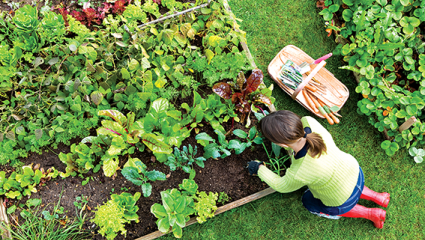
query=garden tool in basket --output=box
[298,53,333,74]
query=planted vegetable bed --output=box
[0,0,282,239]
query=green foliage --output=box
[91,192,140,240]
[151,188,195,238]
[228,127,263,154]
[262,142,290,176]
[121,157,166,197]
[322,0,425,157]
[0,165,58,200]
[195,130,232,159]
[2,197,90,240]
[408,146,425,163]
[193,191,218,224]
[165,144,206,174]
[217,191,231,205]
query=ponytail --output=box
[259,110,327,158]
[305,133,326,158]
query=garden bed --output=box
[0,0,284,239]
[4,109,274,239]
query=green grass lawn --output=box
[161,0,425,239]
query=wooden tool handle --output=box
[304,85,317,92]
[302,89,319,113]
[291,61,326,100]
[308,92,334,125]
[317,99,341,123]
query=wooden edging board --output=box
[135,187,276,240]
[0,198,11,239]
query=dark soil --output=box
[4,88,279,239]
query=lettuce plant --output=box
[121,157,166,197]
[91,192,140,240]
[193,191,218,224]
[13,5,39,34]
[151,186,195,238]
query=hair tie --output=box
[304,132,308,138]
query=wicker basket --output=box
[268,45,349,118]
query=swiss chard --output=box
[213,69,273,123]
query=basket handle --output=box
[291,61,326,100]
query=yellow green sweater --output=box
[258,116,359,207]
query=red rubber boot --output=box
[339,204,386,229]
[361,186,390,208]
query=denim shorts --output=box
[301,167,364,216]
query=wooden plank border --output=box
[0,198,11,239]
[135,188,276,240]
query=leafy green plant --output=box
[193,191,218,224]
[0,165,58,200]
[165,144,206,175]
[195,130,231,159]
[320,0,425,158]
[217,192,231,205]
[228,127,263,154]
[409,146,425,163]
[121,157,166,197]
[262,142,290,176]
[91,192,140,240]
[150,188,195,238]
[213,69,273,123]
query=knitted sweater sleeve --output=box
[257,164,306,193]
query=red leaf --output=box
[98,3,112,20]
[83,8,99,26]
[244,69,263,94]
[231,92,244,104]
[59,8,70,26]
[213,82,232,99]
[153,0,161,4]
[113,0,127,14]
[71,10,86,25]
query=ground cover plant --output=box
[318,0,425,158]
[0,0,277,239]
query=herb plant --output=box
[121,157,166,197]
[320,0,425,157]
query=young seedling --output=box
[195,130,231,159]
[228,127,263,154]
[165,144,206,176]
[262,142,290,176]
[121,158,166,197]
